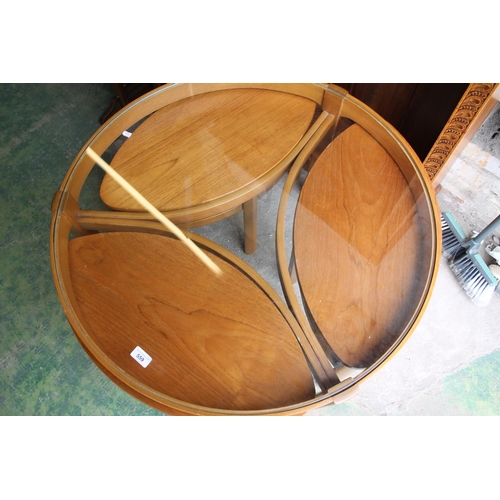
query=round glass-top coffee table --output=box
[50,83,441,415]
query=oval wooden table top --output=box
[294,124,426,368]
[68,231,316,412]
[100,88,317,213]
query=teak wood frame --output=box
[51,83,441,415]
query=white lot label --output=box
[130,346,152,368]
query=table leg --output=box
[243,197,258,254]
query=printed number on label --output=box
[130,346,152,368]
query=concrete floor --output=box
[1,84,499,416]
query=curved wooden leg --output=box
[243,197,258,254]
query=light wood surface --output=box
[99,87,316,254]
[57,84,326,207]
[68,231,316,411]
[294,124,425,368]
[86,147,222,275]
[100,88,316,213]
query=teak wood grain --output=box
[68,231,316,411]
[294,124,425,368]
[50,84,441,415]
[100,88,316,213]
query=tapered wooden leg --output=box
[243,197,258,254]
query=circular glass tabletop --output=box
[51,84,440,415]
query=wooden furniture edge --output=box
[424,83,500,188]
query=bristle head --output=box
[441,214,465,258]
[467,281,496,307]
[449,254,497,307]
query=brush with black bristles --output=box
[441,211,500,307]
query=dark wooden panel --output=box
[398,83,469,160]
[350,83,418,129]
[332,83,468,160]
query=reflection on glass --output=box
[293,123,431,368]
